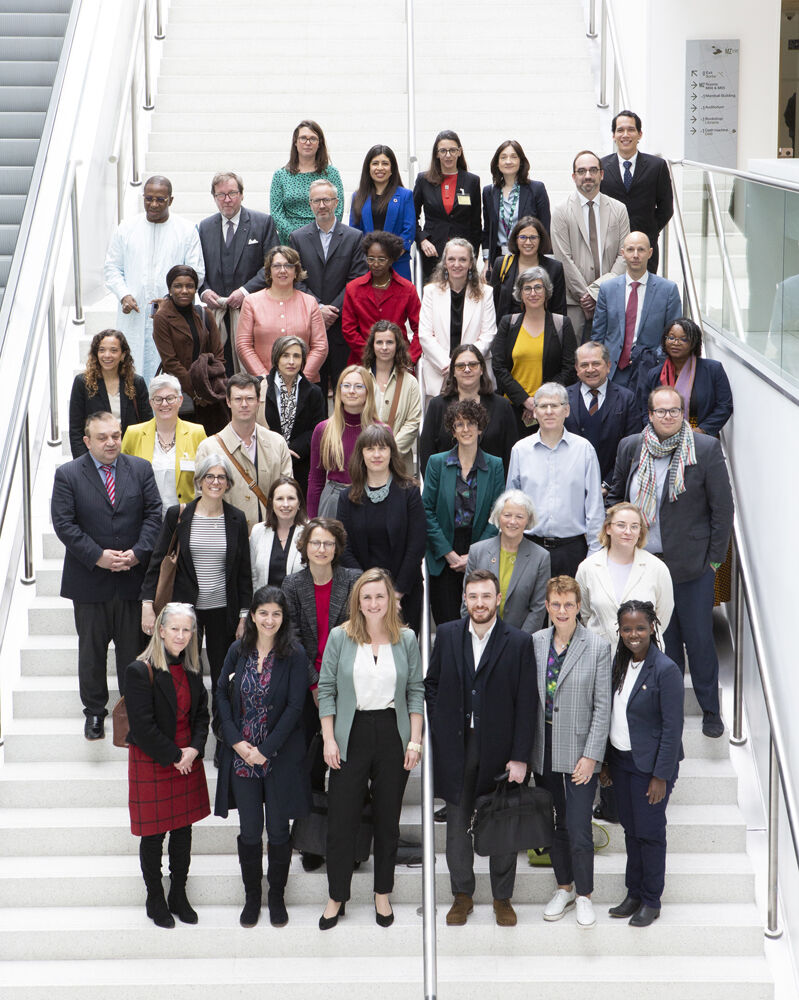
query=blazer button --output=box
[554,706,559,712]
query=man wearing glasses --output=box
[104,175,204,382]
[550,151,630,344]
[290,180,367,396]
[197,172,278,375]
[608,386,733,738]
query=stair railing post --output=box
[20,415,35,585]
[70,172,84,325]
[766,737,782,938]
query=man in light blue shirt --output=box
[507,382,604,578]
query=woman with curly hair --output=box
[68,329,151,457]
[349,145,415,280]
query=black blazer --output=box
[600,152,673,266]
[490,253,566,322]
[51,452,162,603]
[492,311,577,412]
[336,480,426,596]
[419,391,518,476]
[413,170,482,260]
[197,206,278,298]
[262,370,326,494]
[607,431,734,584]
[140,498,252,635]
[637,358,733,437]
[424,617,536,803]
[214,639,312,820]
[565,379,642,484]
[68,373,152,458]
[482,180,551,266]
[125,658,210,767]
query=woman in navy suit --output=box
[601,600,684,927]
[638,317,733,436]
[482,139,551,272]
[349,145,416,281]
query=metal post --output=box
[155,0,164,39]
[420,574,437,1000]
[730,543,746,746]
[47,295,61,447]
[130,75,142,187]
[116,158,125,223]
[598,0,609,108]
[406,0,422,300]
[661,224,669,278]
[587,0,597,37]
[143,0,154,110]
[20,416,35,585]
[699,172,709,311]
[766,738,782,938]
[70,176,84,325]
[612,66,620,117]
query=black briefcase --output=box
[470,777,554,857]
[291,790,374,863]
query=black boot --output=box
[267,840,292,927]
[237,836,263,928]
[167,825,198,924]
[140,834,174,928]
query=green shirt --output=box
[498,547,517,617]
[269,165,344,244]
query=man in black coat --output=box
[425,570,536,927]
[51,412,162,739]
[290,179,367,394]
[600,110,673,273]
[198,171,278,374]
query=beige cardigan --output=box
[371,366,422,476]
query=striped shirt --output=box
[189,513,226,609]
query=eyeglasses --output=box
[308,539,335,550]
[310,196,335,206]
[453,421,477,432]
[366,256,389,264]
[143,195,169,204]
[610,521,641,533]
[297,135,319,144]
[651,407,683,418]
[340,382,366,392]
[517,234,540,242]
[151,395,179,406]
[271,263,292,271]
[203,474,228,484]
[214,191,240,201]
[437,147,461,156]
[665,335,690,344]
[453,361,479,371]
[535,402,564,412]
[522,283,546,294]
[575,166,601,177]
[548,600,578,612]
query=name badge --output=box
[457,193,471,206]
[179,458,195,472]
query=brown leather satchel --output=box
[153,503,185,614]
[214,433,270,507]
[112,660,153,748]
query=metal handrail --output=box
[405,0,424,304]
[597,0,630,112]
[681,157,799,194]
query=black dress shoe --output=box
[301,852,324,872]
[374,895,394,927]
[318,901,345,930]
[434,805,447,823]
[629,904,660,927]
[702,711,724,738]
[84,715,104,741]
[608,894,642,918]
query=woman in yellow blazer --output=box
[122,374,207,517]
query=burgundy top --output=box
[313,577,334,689]
[341,271,422,366]
[306,409,365,517]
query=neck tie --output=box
[101,464,115,505]
[587,200,601,278]
[588,388,600,415]
[225,219,234,248]
[623,160,632,191]
[619,280,640,370]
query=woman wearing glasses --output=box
[140,453,252,766]
[269,120,344,244]
[491,216,566,324]
[349,145,416,281]
[236,246,328,384]
[413,130,482,282]
[482,141,551,274]
[341,231,421,367]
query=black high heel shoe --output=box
[318,900,346,930]
[374,894,394,927]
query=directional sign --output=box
[685,39,739,166]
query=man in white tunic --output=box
[104,176,205,382]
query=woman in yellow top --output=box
[492,266,577,437]
[121,374,207,518]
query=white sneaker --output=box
[575,895,596,927]
[543,887,576,921]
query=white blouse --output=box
[151,436,178,518]
[353,643,396,711]
[609,660,644,752]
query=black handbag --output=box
[470,775,555,857]
[291,789,373,862]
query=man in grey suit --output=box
[591,232,682,388]
[550,151,630,343]
[290,179,367,394]
[198,171,279,374]
[608,386,734,738]
[51,413,162,739]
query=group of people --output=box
[50,109,736,933]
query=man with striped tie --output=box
[51,412,162,740]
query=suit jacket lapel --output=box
[555,628,587,689]
[328,568,351,629]
[362,198,374,232]
[622,553,649,601]
[504,543,529,605]
[81,454,111,505]
[572,192,591,253]
[535,629,553,703]
[600,382,615,426]
[638,275,656,330]
[628,645,657,703]
[231,207,250,273]
[224,504,238,584]
[155,667,178,716]
[308,228,325,266]
[298,570,318,649]
[383,195,398,233]
[112,454,130,509]
[478,621,508,686]
[325,223,344,264]
[463,291,477,338]
[473,461,494,533]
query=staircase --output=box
[0,0,776,996]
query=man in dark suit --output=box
[198,171,278,374]
[600,111,673,273]
[607,386,733,738]
[565,341,641,492]
[290,179,367,395]
[51,412,162,739]
[425,569,536,928]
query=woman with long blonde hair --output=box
[306,364,381,517]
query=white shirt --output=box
[630,453,670,554]
[610,659,644,751]
[606,555,633,602]
[577,192,605,262]
[221,209,241,237]
[151,436,178,518]
[580,378,608,412]
[468,618,497,728]
[353,643,396,711]
[624,270,650,340]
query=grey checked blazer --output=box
[530,623,611,775]
[461,536,551,634]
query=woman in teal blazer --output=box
[317,568,424,929]
[422,399,505,625]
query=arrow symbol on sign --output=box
[690,128,696,135]
[691,116,696,123]
[691,70,698,77]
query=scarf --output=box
[636,420,696,527]
[275,371,299,442]
[659,355,696,415]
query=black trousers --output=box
[326,709,408,902]
[73,597,145,717]
[533,535,588,581]
[231,772,291,846]
[319,325,349,398]
[302,689,327,793]
[195,606,234,736]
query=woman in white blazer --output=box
[575,503,674,650]
[249,476,307,590]
[418,237,496,404]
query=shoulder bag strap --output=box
[499,254,515,283]
[386,368,405,428]
[215,434,270,508]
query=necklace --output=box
[157,431,176,451]
[372,276,391,290]
[365,474,392,504]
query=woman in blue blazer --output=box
[482,140,551,270]
[422,398,505,625]
[349,145,416,281]
[601,600,684,927]
[215,585,311,929]
[317,568,424,929]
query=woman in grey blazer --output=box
[461,489,550,632]
[531,575,611,929]
[317,568,424,930]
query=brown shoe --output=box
[493,898,517,927]
[446,893,474,925]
